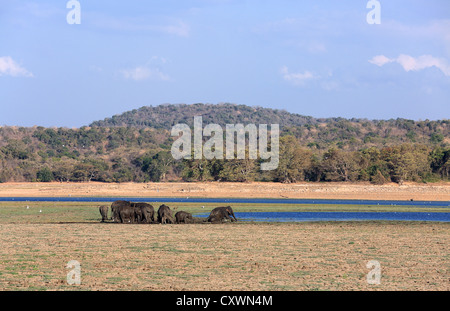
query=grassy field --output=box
[0,201,448,291]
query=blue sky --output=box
[1,0,449,127]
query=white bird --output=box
[26,205,29,209]
[39,209,42,213]
[202,206,205,209]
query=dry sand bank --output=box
[0,181,449,201]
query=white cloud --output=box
[280,66,315,86]
[121,57,171,82]
[0,56,33,78]
[121,67,151,81]
[121,66,170,81]
[281,66,342,90]
[397,55,450,76]
[369,54,450,76]
[368,55,394,67]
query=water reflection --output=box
[197,211,450,222]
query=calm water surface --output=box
[219,211,450,222]
[2,197,449,222]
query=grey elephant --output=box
[99,205,109,222]
[111,200,134,223]
[131,202,155,223]
[207,206,237,223]
[175,211,193,224]
[157,204,175,224]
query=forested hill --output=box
[90,103,316,129]
[90,103,449,148]
[0,103,448,184]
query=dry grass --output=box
[0,182,448,291]
[0,221,448,291]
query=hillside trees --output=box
[429,147,450,179]
[357,147,389,184]
[135,151,175,182]
[72,158,109,182]
[320,148,360,182]
[36,167,54,182]
[218,158,257,182]
[273,136,312,183]
[181,158,216,182]
[53,157,77,182]
[381,144,431,183]
[0,103,448,184]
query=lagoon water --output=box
[2,197,449,222]
[204,211,450,223]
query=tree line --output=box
[0,103,448,184]
[142,137,448,184]
[0,126,448,184]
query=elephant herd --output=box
[99,200,238,224]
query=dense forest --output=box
[0,103,448,184]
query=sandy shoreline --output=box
[0,181,449,201]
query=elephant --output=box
[111,200,126,222]
[157,204,175,224]
[207,206,237,223]
[111,200,134,223]
[99,205,109,222]
[175,211,193,224]
[131,202,155,223]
